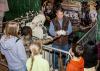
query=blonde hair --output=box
[29,41,42,71]
[4,21,19,37]
[30,41,42,55]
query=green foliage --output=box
[4,0,41,21]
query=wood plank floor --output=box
[0,60,8,71]
[0,54,8,71]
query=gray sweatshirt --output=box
[0,35,27,70]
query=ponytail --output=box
[29,55,34,71]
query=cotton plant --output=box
[26,12,51,39]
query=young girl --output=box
[21,26,53,58]
[0,21,27,71]
[21,26,32,47]
[66,44,84,71]
[26,41,49,71]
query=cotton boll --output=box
[56,31,62,36]
[26,13,46,39]
[61,30,66,35]
[56,30,66,36]
[32,13,46,25]
[32,26,43,39]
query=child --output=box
[21,26,33,58]
[26,41,49,71]
[0,21,27,71]
[66,44,84,71]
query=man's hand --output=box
[56,30,67,36]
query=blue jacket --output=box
[0,35,27,70]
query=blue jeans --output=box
[52,43,71,69]
[9,66,27,71]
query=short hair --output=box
[85,40,96,49]
[72,44,84,57]
[21,26,32,36]
[4,21,19,37]
[55,4,64,13]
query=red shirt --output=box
[66,57,84,71]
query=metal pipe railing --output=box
[42,45,71,71]
[77,23,97,46]
[42,23,97,71]
[43,45,71,57]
